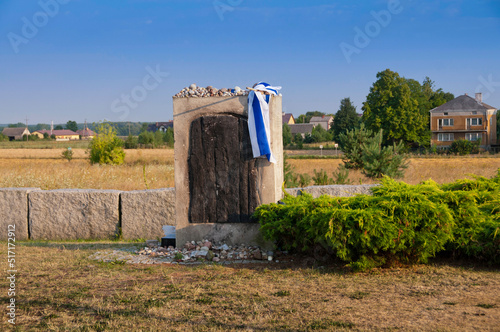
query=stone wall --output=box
[0,188,39,240]
[121,188,175,240]
[0,185,375,241]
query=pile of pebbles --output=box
[89,239,288,265]
[173,83,249,98]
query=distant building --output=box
[309,115,334,130]
[33,129,79,141]
[148,121,174,132]
[2,127,30,141]
[282,113,295,125]
[430,93,497,149]
[77,127,96,140]
[289,123,314,138]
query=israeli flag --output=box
[247,82,281,163]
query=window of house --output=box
[439,118,454,126]
[468,118,482,126]
[465,133,482,141]
[438,133,454,141]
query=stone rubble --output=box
[89,239,289,265]
[173,84,249,98]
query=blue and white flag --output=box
[247,82,281,163]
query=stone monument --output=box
[173,92,283,246]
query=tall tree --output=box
[66,120,78,132]
[362,69,453,147]
[363,69,422,145]
[331,97,359,143]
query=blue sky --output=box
[0,0,499,124]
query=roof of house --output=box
[156,121,173,127]
[2,127,29,136]
[289,123,314,135]
[431,94,497,113]
[34,129,79,136]
[53,130,79,136]
[309,115,333,122]
[148,121,173,132]
[77,128,96,136]
[282,113,294,123]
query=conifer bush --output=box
[339,125,408,178]
[255,170,500,270]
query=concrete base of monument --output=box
[176,223,274,251]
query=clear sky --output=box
[1,0,499,125]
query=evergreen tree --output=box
[339,124,408,178]
[282,124,292,146]
[331,97,359,143]
[339,123,374,170]
[360,130,408,178]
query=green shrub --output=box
[298,173,311,187]
[61,147,73,162]
[124,135,138,149]
[448,139,479,155]
[88,122,125,165]
[256,178,455,270]
[256,171,500,270]
[331,165,352,184]
[438,171,500,263]
[312,169,332,185]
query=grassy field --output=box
[0,149,499,190]
[0,140,91,149]
[0,241,498,331]
[1,151,499,330]
[0,149,174,190]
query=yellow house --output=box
[53,130,80,141]
[33,129,79,140]
[282,113,295,125]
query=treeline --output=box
[123,127,174,149]
[0,121,151,137]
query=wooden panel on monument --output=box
[188,115,260,223]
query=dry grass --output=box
[288,157,500,185]
[0,149,174,190]
[1,241,498,331]
[0,149,499,190]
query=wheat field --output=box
[0,148,499,190]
